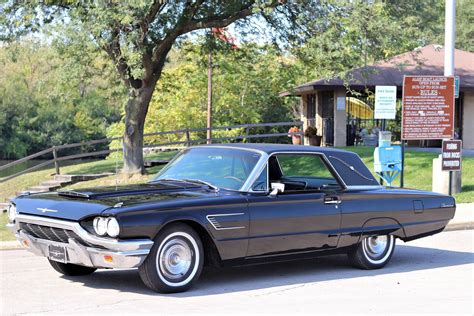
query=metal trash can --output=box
[374,145,402,186]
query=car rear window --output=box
[325,151,379,187]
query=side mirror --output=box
[269,183,285,197]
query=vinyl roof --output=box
[282,44,474,96]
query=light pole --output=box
[444,0,455,77]
[444,0,456,195]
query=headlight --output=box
[93,217,120,237]
[7,204,17,222]
[93,217,108,236]
[106,217,120,237]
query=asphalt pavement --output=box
[1,230,473,315]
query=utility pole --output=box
[207,50,213,144]
[444,0,456,195]
[444,0,455,77]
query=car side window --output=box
[251,165,268,192]
[272,154,341,191]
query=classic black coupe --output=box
[7,144,455,293]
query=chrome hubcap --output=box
[159,238,192,280]
[364,236,388,258]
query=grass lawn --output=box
[343,146,474,203]
[1,146,473,241]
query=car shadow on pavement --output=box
[62,243,474,297]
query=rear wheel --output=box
[348,235,395,269]
[48,260,97,276]
[139,223,204,293]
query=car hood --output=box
[13,183,216,221]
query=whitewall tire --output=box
[348,235,396,269]
[139,223,204,293]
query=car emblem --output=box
[37,208,58,213]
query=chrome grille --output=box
[19,222,99,248]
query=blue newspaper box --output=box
[374,146,402,185]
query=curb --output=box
[443,221,474,232]
[0,241,21,250]
[1,222,472,251]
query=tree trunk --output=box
[122,84,155,175]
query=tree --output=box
[291,0,446,82]
[1,1,284,174]
[0,39,123,159]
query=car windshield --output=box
[153,147,262,190]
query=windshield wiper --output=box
[153,178,219,192]
[180,179,219,193]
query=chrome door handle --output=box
[324,196,341,204]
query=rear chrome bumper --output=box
[7,215,154,269]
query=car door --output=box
[246,153,343,257]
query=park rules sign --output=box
[374,86,397,119]
[401,76,455,140]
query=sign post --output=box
[401,75,455,187]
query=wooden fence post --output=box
[185,129,191,146]
[52,146,60,175]
[245,127,250,143]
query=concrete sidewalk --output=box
[444,202,474,231]
[1,203,472,250]
[407,147,474,157]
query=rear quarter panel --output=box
[337,188,455,247]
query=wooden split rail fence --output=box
[0,121,304,183]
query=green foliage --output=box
[1,0,470,165]
[292,0,446,81]
[454,0,474,52]
[0,40,124,159]
[139,41,299,145]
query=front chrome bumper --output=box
[7,214,154,269]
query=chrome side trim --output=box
[195,145,267,155]
[240,152,270,192]
[206,213,246,230]
[11,214,153,252]
[440,203,455,208]
[345,185,383,190]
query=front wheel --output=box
[348,235,396,269]
[138,223,204,293]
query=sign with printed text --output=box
[374,86,397,119]
[401,76,455,140]
[442,139,462,171]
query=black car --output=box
[6,144,455,293]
